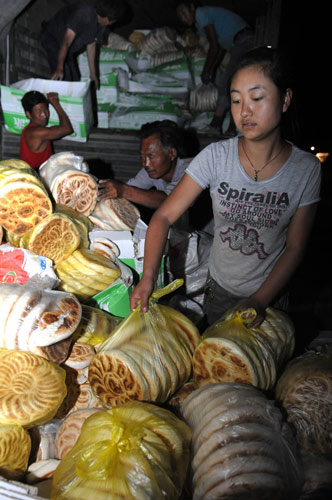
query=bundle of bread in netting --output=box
[88,280,201,407]
[180,382,304,500]
[192,306,295,391]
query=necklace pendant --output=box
[254,172,258,181]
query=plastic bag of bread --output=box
[51,401,191,500]
[39,151,98,216]
[74,304,122,348]
[181,382,303,500]
[276,345,332,455]
[193,306,295,391]
[88,280,201,407]
[0,283,81,358]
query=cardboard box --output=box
[107,101,184,130]
[78,48,134,78]
[96,72,119,105]
[0,79,93,142]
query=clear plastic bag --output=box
[193,306,295,391]
[88,280,201,406]
[51,401,191,500]
[0,283,81,358]
[74,304,122,349]
[181,382,304,500]
[39,152,97,216]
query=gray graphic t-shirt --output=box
[185,137,321,296]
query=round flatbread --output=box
[193,337,259,387]
[0,350,67,427]
[55,408,99,459]
[52,171,98,216]
[0,423,31,479]
[88,349,150,407]
[0,181,52,234]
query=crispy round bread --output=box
[0,181,52,234]
[52,171,98,216]
[0,423,31,479]
[88,349,150,407]
[0,350,67,427]
[55,408,99,459]
[26,213,81,264]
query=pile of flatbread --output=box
[193,307,295,391]
[140,26,178,55]
[55,248,121,301]
[181,383,303,500]
[0,159,52,235]
[88,304,200,406]
[189,83,218,112]
[89,198,140,231]
[5,204,93,265]
[51,401,191,499]
[0,284,81,360]
[39,152,98,216]
[106,31,135,51]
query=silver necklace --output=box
[241,139,285,181]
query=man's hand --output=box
[47,92,60,106]
[51,68,64,81]
[98,179,124,201]
[201,70,212,84]
[90,75,100,90]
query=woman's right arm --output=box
[129,174,203,311]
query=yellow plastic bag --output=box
[88,280,201,406]
[51,401,191,500]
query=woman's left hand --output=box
[236,297,266,328]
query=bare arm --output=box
[52,28,76,80]
[130,174,203,311]
[86,41,99,89]
[201,24,225,84]
[238,203,318,326]
[25,93,73,152]
[98,179,167,209]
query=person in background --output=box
[98,120,194,228]
[176,0,254,136]
[129,46,321,328]
[40,0,126,88]
[20,90,73,169]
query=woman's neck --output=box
[240,134,286,164]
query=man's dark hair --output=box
[95,0,126,21]
[21,91,49,114]
[140,120,185,157]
